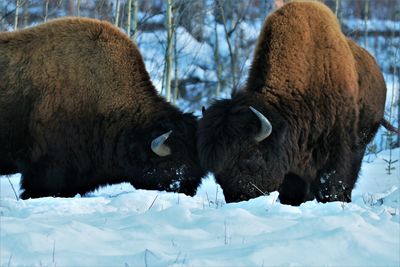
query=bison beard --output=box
[0,17,205,199]
[198,2,387,205]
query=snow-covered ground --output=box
[1,149,399,266]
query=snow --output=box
[1,149,399,266]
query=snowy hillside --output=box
[1,149,399,266]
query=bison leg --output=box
[20,174,81,199]
[19,162,75,199]
[278,173,314,206]
[0,158,18,175]
[19,172,57,199]
[313,173,351,203]
[314,147,364,203]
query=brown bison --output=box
[198,2,387,205]
[0,17,205,199]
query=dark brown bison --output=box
[0,17,205,199]
[198,2,387,205]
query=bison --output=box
[0,17,205,199]
[198,2,387,205]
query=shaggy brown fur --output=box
[198,2,386,205]
[0,17,205,199]
[348,39,387,146]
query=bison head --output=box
[197,93,290,202]
[127,112,205,197]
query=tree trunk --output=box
[165,0,173,102]
[115,0,121,27]
[392,38,399,147]
[127,0,138,40]
[213,14,222,97]
[77,0,81,17]
[364,0,369,47]
[14,0,20,31]
[44,0,49,22]
[132,0,138,40]
[217,0,237,94]
[68,0,74,16]
[0,8,3,31]
[173,24,179,104]
[335,0,339,17]
[23,0,29,27]
[127,0,132,37]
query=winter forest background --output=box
[0,0,399,153]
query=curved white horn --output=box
[151,130,172,157]
[249,106,272,142]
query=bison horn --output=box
[151,130,172,157]
[249,106,272,142]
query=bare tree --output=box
[95,0,112,20]
[391,46,399,147]
[213,12,222,96]
[23,0,29,27]
[339,0,343,22]
[0,5,3,31]
[177,0,205,42]
[132,0,138,39]
[44,0,49,22]
[217,0,237,94]
[77,0,81,17]
[127,0,132,37]
[173,27,179,104]
[67,0,74,16]
[215,0,251,94]
[126,0,138,39]
[165,0,173,101]
[364,0,369,47]
[390,13,400,148]
[335,0,339,17]
[115,0,121,26]
[14,0,20,30]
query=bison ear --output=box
[201,106,206,116]
[249,106,272,142]
[151,130,172,157]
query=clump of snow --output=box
[1,149,399,266]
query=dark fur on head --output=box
[198,92,290,202]
[198,2,386,205]
[0,17,205,199]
